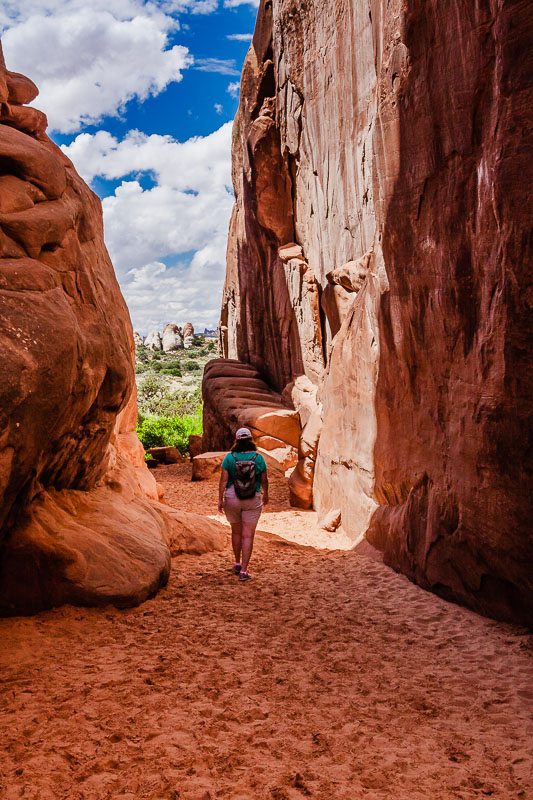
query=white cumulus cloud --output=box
[62,123,234,332]
[0,1,198,133]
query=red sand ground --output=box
[1,463,532,800]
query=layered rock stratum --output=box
[0,46,222,614]
[204,0,533,623]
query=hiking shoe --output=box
[239,571,251,582]
[228,563,241,575]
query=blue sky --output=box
[0,0,258,334]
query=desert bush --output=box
[135,362,148,374]
[136,404,202,454]
[138,386,201,418]
[136,345,150,363]
[184,360,201,371]
[137,374,167,413]
[161,367,182,376]
[156,388,201,416]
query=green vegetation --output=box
[137,404,203,455]
[135,334,217,453]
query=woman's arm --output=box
[218,469,228,512]
[261,469,269,506]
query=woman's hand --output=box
[262,493,269,506]
[218,498,224,513]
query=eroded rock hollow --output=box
[203,0,533,623]
[0,46,224,614]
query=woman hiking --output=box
[218,427,268,582]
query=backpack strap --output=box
[231,452,257,461]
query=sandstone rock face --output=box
[162,323,183,351]
[145,330,163,350]
[133,331,144,348]
[147,446,183,465]
[0,47,176,614]
[164,510,227,556]
[202,359,301,462]
[205,1,533,622]
[183,321,194,349]
[192,452,227,482]
[188,434,204,460]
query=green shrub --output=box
[136,345,150,363]
[136,404,203,454]
[184,360,201,371]
[155,388,200,416]
[135,362,148,374]
[152,351,162,360]
[138,374,167,413]
[161,367,182,376]
[138,386,201,418]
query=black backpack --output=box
[232,452,258,499]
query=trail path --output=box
[1,464,532,800]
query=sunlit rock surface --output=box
[203,0,533,623]
[0,46,189,614]
[183,321,195,349]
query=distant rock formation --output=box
[183,322,194,349]
[162,323,183,351]
[0,45,223,615]
[203,0,533,624]
[145,330,163,351]
[133,331,144,348]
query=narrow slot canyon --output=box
[0,0,532,797]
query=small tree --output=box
[138,374,166,413]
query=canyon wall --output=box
[206,0,533,623]
[0,46,223,614]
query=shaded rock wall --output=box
[0,46,175,614]
[367,0,533,623]
[210,0,533,622]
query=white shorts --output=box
[224,485,263,525]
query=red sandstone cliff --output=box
[204,0,533,623]
[0,46,223,614]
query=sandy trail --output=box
[1,464,532,800]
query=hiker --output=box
[218,427,268,582]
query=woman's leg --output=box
[241,521,258,572]
[230,522,243,564]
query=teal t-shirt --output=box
[222,451,267,492]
